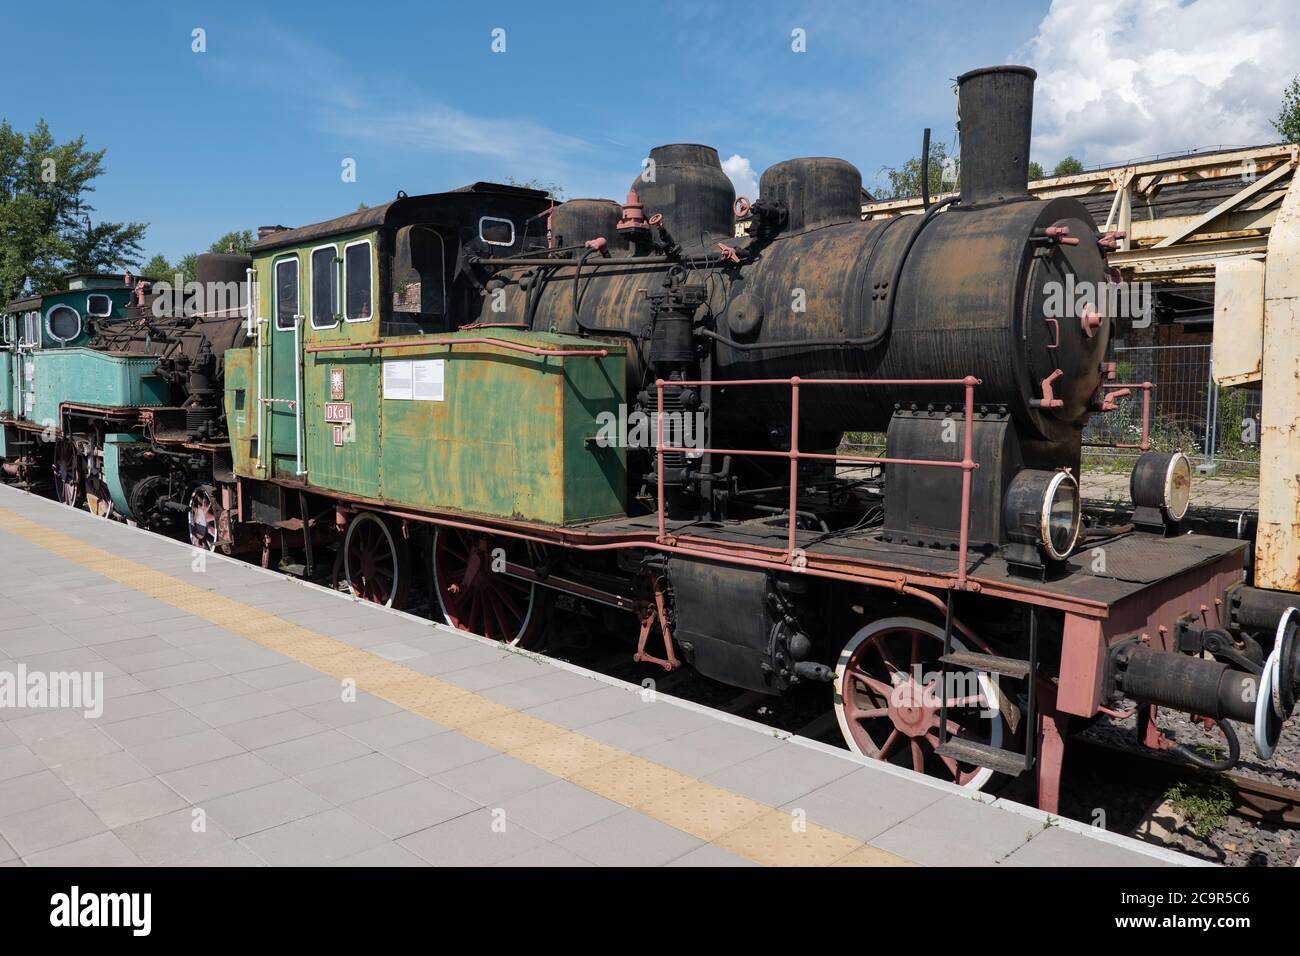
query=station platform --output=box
[0,485,1200,867]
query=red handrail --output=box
[655,374,981,588]
[305,336,609,358]
[1083,381,1153,451]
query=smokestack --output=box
[956,65,1036,206]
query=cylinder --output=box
[549,199,626,253]
[759,158,862,231]
[633,144,735,248]
[957,65,1036,206]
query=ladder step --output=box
[935,738,1031,775]
[940,650,1032,679]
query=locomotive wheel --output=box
[343,512,410,608]
[834,616,1004,791]
[188,485,221,551]
[431,527,547,647]
[52,442,82,508]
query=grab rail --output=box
[654,374,982,588]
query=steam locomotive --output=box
[2,64,1296,812]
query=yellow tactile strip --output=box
[0,505,914,867]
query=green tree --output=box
[141,253,175,281]
[1274,76,1300,143]
[1052,155,1084,176]
[1028,161,1045,181]
[164,229,256,284]
[505,176,565,201]
[0,119,146,303]
[874,141,958,200]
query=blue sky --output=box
[5,0,1290,264]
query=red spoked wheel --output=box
[187,485,221,551]
[343,512,410,608]
[52,441,82,508]
[833,616,1005,790]
[431,527,547,647]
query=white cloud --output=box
[1022,0,1300,165]
[721,154,760,199]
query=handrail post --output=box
[656,379,666,544]
[788,377,801,560]
[956,375,978,589]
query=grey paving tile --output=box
[439,654,553,692]
[0,769,76,816]
[266,676,346,707]
[1004,825,1164,867]
[23,830,142,867]
[5,707,95,744]
[129,729,243,774]
[434,753,558,805]
[132,660,225,690]
[159,753,284,803]
[235,661,322,690]
[403,644,510,676]
[0,833,15,864]
[50,750,155,796]
[221,710,326,750]
[665,843,758,867]
[344,780,479,838]
[496,780,623,840]
[0,798,107,856]
[579,702,717,751]
[98,691,180,724]
[113,648,196,675]
[174,842,267,866]
[523,685,647,729]
[28,726,121,764]
[114,807,237,864]
[869,795,1043,866]
[494,843,593,867]
[704,742,857,807]
[202,779,332,838]
[238,808,390,866]
[158,676,257,708]
[337,711,444,749]
[787,764,948,841]
[558,809,704,866]
[94,635,177,662]
[634,722,785,778]
[83,778,187,829]
[331,842,429,867]
[188,691,293,728]
[397,807,546,866]
[297,752,422,805]
[253,730,373,776]
[0,747,45,783]
[103,709,210,747]
[297,695,399,728]
[385,733,497,777]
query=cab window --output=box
[311,246,338,329]
[344,241,372,321]
[275,258,300,331]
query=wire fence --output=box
[1083,344,1260,477]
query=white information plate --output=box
[412,359,445,401]
[382,360,413,400]
[383,359,444,401]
